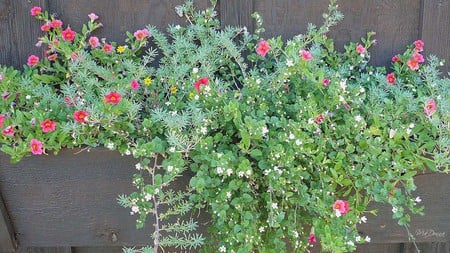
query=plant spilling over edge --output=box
[1,1,450,252]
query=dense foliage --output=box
[1,1,449,252]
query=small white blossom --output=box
[124,149,131,155]
[219,246,226,252]
[262,126,269,136]
[271,203,278,209]
[131,206,139,214]
[335,209,342,217]
[389,129,397,139]
[259,226,265,233]
[365,236,371,242]
[226,168,233,176]
[415,196,422,203]
[135,163,142,170]
[107,142,114,150]
[192,67,198,73]
[256,79,261,84]
[167,165,174,172]
[145,193,152,201]
[169,147,176,152]
[165,101,171,106]
[204,85,211,92]
[245,169,252,177]
[289,133,295,140]
[226,192,232,198]
[217,167,224,174]
[360,216,367,223]
[26,95,31,100]
[200,126,207,135]
[238,171,244,178]
[392,206,398,213]
[346,241,355,247]
[355,115,362,122]
[409,123,415,129]
[295,139,302,146]
[286,59,294,67]
[340,80,347,90]
[175,25,181,30]
[355,236,361,242]
[194,94,199,100]
[360,87,365,93]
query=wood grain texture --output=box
[353,243,402,253]
[71,247,122,253]
[0,149,209,247]
[219,0,255,30]
[422,0,450,74]
[0,0,47,69]
[18,247,72,253]
[0,192,16,252]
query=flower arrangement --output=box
[1,1,449,252]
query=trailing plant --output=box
[0,1,449,253]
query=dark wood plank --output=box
[219,0,255,30]
[357,172,450,243]
[403,242,450,253]
[422,0,450,74]
[0,192,16,252]
[18,247,72,253]
[353,243,402,253]
[0,0,48,69]
[72,246,122,253]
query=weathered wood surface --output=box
[0,192,16,252]
[1,0,449,73]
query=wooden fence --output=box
[0,0,449,252]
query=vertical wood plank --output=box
[0,0,48,69]
[219,0,255,30]
[353,243,402,253]
[72,246,122,253]
[422,0,450,74]
[0,193,16,252]
[18,247,72,253]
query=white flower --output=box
[238,171,244,178]
[169,147,176,152]
[289,133,295,139]
[262,126,269,136]
[259,226,265,233]
[124,149,131,155]
[355,115,362,122]
[339,95,345,102]
[26,95,31,100]
[256,79,261,84]
[135,163,142,170]
[365,236,371,242]
[165,101,171,106]
[360,87,365,93]
[226,192,232,198]
[175,25,181,30]
[167,165,174,172]
[192,67,199,74]
[392,206,398,213]
[107,142,114,150]
[406,128,412,135]
[360,216,367,223]
[415,196,422,203]
[145,193,152,201]
[355,236,361,242]
[219,246,226,252]
[409,123,415,129]
[335,209,342,217]
[271,203,278,209]
[131,206,140,214]
[389,129,397,139]
[217,167,224,174]
[295,139,302,146]
[204,85,211,92]
[346,241,355,247]
[340,80,347,90]
[226,168,233,176]
[194,94,199,100]
[200,126,207,135]
[245,169,252,177]
[286,59,294,67]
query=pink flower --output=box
[344,103,351,110]
[407,59,419,71]
[256,40,270,57]
[73,110,89,123]
[47,53,57,61]
[50,20,63,29]
[333,200,349,216]
[40,119,56,133]
[103,43,113,54]
[130,79,140,90]
[414,39,424,52]
[0,114,4,128]
[356,44,366,54]
[424,98,437,116]
[41,23,51,32]
[2,125,14,136]
[386,73,396,85]
[308,234,316,244]
[323,78,330,86]
[30,6,42,16]
[88,36,100,48]
[2,92,10,100]
[413,52,424,63]
[104,91,122,104]
[0,74,3,82]
[392,54,401,63]
[61,27,76,41]
[194,77,209,93]
[134,29,151,41]
[88,13,99,21]
[64,96,76,106]
[300,50,313,61]
[27,55,39,66]
[315,114,325,124]
[30,139,43,155]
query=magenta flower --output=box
[30,6,42,16]
[194,77,209,93]
[30,139,43,155]
[356,44,366,54]
[88,36,100,48]
[413,52,424,63]
[88,13,99,21]
[386,73,396,85]
[73,110,89,123]
[134,29,151,41]
[333,200,349,216]
[323,78,330,86]
[308,234,316,244]
[300,50,313,61]
[414,39,424,52]
[41,23,51,32]
[2,125,14,136]
[407,59,419,71]
[130,79,140,90]
[315,114,325,124]
[256,40,270,57]
[47,53,57,62]
[103,43,113,54]
[61,27,76,41]
[0,114,4,128]
[424,98,437,116]
[50,20,63,29]
[27,55,39,66]
[104,91,122,104]
[40,119,57,133]
[392,54,400,63]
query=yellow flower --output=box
[144,77,152,86]
[117,45,125,53]
[189,92,195,99]
[170,86,178,94]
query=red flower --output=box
[104,91,122,104]
[386,73,396,85]
[392,54,401,63]
[424,98,437,116]
[103,43,113,54]
[130,79,140,90]
[30,139,43,155]
[308,234,317,244]
[356,44,366,54]
[2,125,14,136]
[30,6,42,16]
[27,55,39,66]
[333,200,349,216]
[315,114,325,124]
[414,39,424,52]
[413,52,425,63]
[407,58,419,71]
[134,29,150,41]
[41,23,51,32]
[194,77,209,93]
[323,78,330,86]
[73,110,89,123]
[40,119,56,133]
[50,20,63,29]
[61,27,76,41]
[0,114,4,128]
[256,40,270,57]
[300,50,313,61]
[47,53,57,61]
[89,36,100,48]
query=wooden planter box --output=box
[0,149,449,252]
